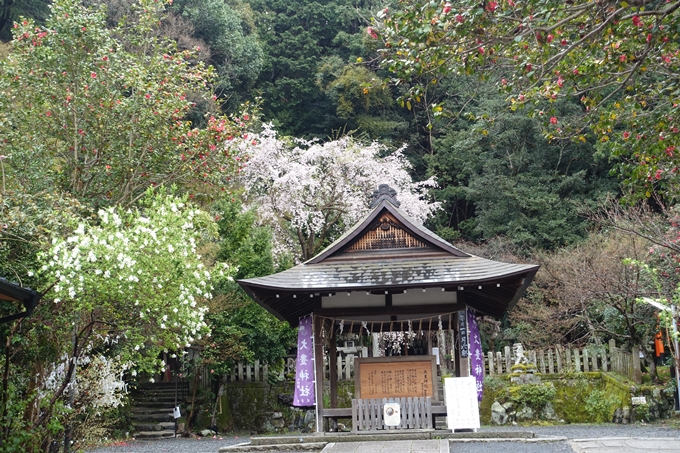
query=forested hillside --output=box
[3,0,680,448]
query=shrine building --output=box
[238,184,539,432]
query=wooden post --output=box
[488,351,495,376]
[496,351,503,374]
[632,345,642,384]
[556,346,563,373]
[330,332,338,408]
[583,349,589,372]
[504,346,511,373]
[566,348,572,371]
[313,315,325,432]
[574,349,581,372]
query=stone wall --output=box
[214,380,356,433]
[481,371,677,425]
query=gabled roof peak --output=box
[371,184,400,208]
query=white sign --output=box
[632,396,647,406]
[383,402,401,426]
[444,376,480,431]
[173,406,181,419]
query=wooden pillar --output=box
[329,331,338,408]
[632,345,642,384]
[313,314,325,432]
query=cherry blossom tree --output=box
[374,0,680,201]
[237,125,440,260]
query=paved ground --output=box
[86,424,680,453]
[322,440,448,453]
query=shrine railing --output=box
[484,339,641,384]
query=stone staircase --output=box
[130,381,188,440]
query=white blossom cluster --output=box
[41,354,128,413]
[378,331,418,356]
[40,194,224,366]
[237,124,440,258]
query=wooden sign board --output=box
[354,356,438,401]
[444,376,480,431]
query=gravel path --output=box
[86,424,680,453]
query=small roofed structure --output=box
[238,184,539,431]
[0,277,41,323]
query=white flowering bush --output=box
[238,124,440,260]
[39,189,230,377]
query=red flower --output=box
[546,34,554,43]
[455,14,464,23]
[443,3,452,14]
[632,16,642,27]
[620,54,627,62]
[560,39,568,46]
[145,93,151,99]
[90,72,97,78]
[486,1,498,12]
[366,27,378,39]
[623,131,631,140]
[667,145,675,157]
[550,116,558,125]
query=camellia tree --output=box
[374,0,680,200]
[0,0,249,208]
[237,125,440,260]
[0,189,231,451]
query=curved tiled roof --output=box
[240,255,536,291]
[238,194,539,325]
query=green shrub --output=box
[508,383,556,411]
[584,389,618,423]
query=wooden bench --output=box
[351,397,433,432]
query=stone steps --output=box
[129,381,187,440]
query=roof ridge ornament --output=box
[371,184,400,208]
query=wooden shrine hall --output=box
[238,185,539,432]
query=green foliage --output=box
[0,0,50,42]
[170,0,263,108]
[249,0,385,138]
[585,389,618,423]
[506,383,556,412]
[197,196,295,376]
[0,0,247,207]
[377,0,680,201]
[426,81,616,250]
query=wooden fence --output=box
[219,340,642,385]
[484,339,641,384]
[222,355,359,382]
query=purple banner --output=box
[293,316,315,406]
[467,307,484,401]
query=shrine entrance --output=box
[238,185,539,432]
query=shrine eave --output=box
[0,277,41,323]
[237,256,538,326]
